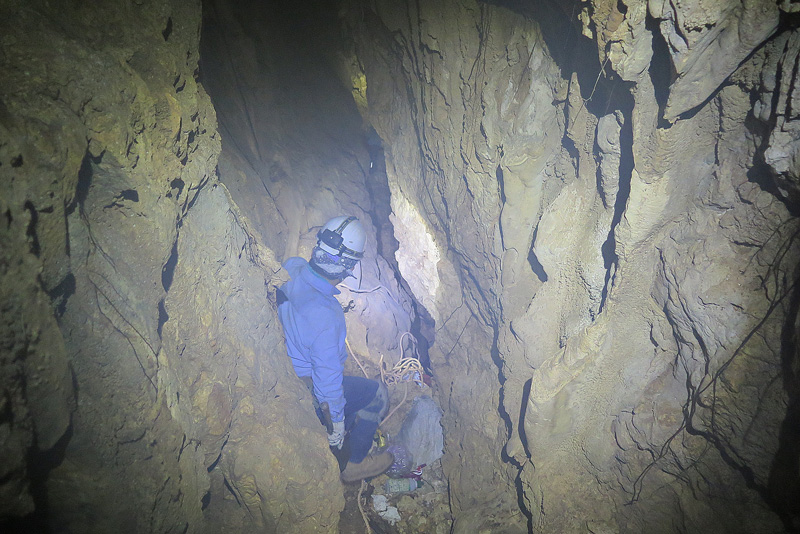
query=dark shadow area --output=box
[24,201,40,257]
[47,273,76,318]
[66,150,99,218]
[598,90,634,314]
[161,239,179,292]
[644,13,674,128]
[0,424,74,534]
[157,298,169,338]
[485,0,619,116]
[518,378,532,459]
[363,127,436,369]
[365,129,400,270]
[745,12,800,218]
[527,225,548,283]
[409,303,434,371]
[199,0,350,176]
[491,330,534,532]
[768,260,800,532]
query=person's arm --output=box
[308,319,346,423]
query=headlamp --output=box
[317,216,364,259]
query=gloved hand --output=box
[328,420,345,449]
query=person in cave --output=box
[276,215,394,483]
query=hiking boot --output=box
[340,451,394,483]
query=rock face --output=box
[340,0,800,532]
[2,0,799,533]
[1,1,343,532]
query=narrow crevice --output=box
[222,477,240,506]
[162,17,173,41]
[207,452,222,472]
[492,329,534,532]
[767,261,800,530]
[159,237,179,338]
[598,89,634,313]
[364,129,400,265]
[409,302,434,371]
[527,225,548,283]
[362,126,436,366]
[497,164,506,204]
[513,468,533,534]
[23,201,40,257]
[162,239,179,293]
[645,13,675,129]
[47,273,76,318]
[518,378,532,459]
[66,150,100,217]
[491,330,511,443]
[496,164,507,247]
[157,298,169,338]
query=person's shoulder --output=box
[283,256,308,278]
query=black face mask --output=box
[310,246,360,280]
[339,255,359,271]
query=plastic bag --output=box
[385,443,414,478]
[397,395,443,467]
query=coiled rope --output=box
[345,331,426,426]
[347,332,426,533]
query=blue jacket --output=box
[278,257,347,422]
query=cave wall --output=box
[1,1,345,531]
[3,0,800,532]
[199,0,416,375]
[341,0,800,532]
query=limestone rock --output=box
[3,0,799,532]
[341,0,799,531]
[651,0,780,121]
[754,29,800,212]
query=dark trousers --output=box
[341,376,380,463]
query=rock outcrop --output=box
[341,0,800,531]
[2,1,343,531]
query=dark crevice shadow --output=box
[528,225,548,283]
[518,378,532,459]
[363,127,436,369]
[47,273,76,318]
[767,262,800,531]
[645,13,674,129]
[0,423,74,533]
[492,330,534,533]
[598,90,634,314]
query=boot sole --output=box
[340,453,395,483]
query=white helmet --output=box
[316,216,365,260]
[309,216,366,280]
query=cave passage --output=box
[2,0,799,533]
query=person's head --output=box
[309,215,365,282]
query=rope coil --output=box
[380,356,425,388]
